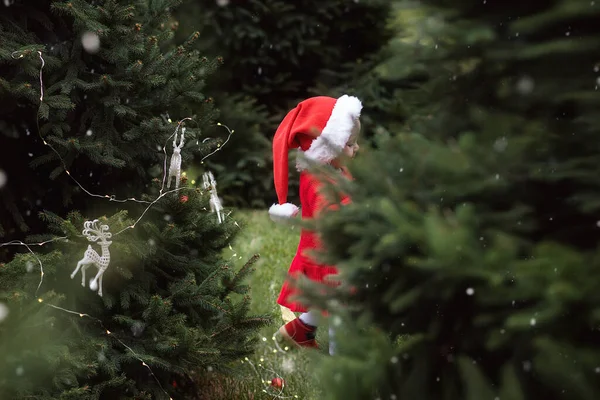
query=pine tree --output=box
[305,0,600,399]
[173,0,393,208]
[0,1,268,398]
[322,1,434,143]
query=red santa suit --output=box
[268,95,362,313]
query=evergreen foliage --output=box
[0,1,268,398]
[308,0,600,399]
[0,0,216,242]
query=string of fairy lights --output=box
[3,49,236,297]
[0,48,246,399]
[44,302,172,398]
[239,336,305,399]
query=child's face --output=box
[342,118,361,159]
[331,118,361,169]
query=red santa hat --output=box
[269,95,362,220]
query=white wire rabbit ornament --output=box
[167,127,185,189]
[203,171,224,223]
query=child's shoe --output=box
[274,318,318,351]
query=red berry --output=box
[180,195,189,203]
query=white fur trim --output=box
[269,203,299,222]
[302,95,362,167]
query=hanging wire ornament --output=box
[203,171,224,223]
[71,219,112,297]
[167,125,185,190]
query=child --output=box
[268,95,362,355]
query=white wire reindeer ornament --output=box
[167,126,186,189]
[203,171,225,223]
[71,219,112,297]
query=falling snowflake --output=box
[493,137,508,152]
[281,357,295,373]
[516,76,535,94]
[466,288,474,296]
[15,366,24,376]
[0,169,7,189]
[530,318,536,326]
[216,0,229,6]
[81,32,100,53]
[0,303,9,322]
[86,129,93,136]
[131,321,145,337]
[26,261,34,273]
